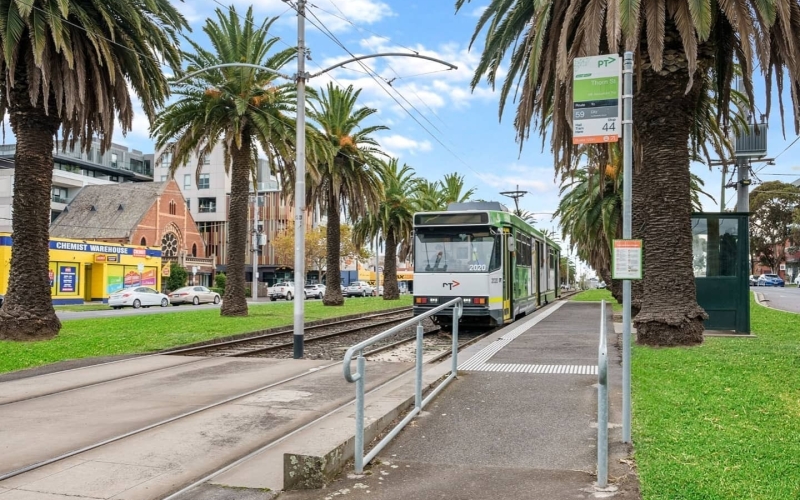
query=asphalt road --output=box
[56,296,324,320]
[752,285,800,313]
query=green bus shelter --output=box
[692,212,750,334]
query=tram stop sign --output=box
[573,55,621,144]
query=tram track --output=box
[0,321,491,487]
[0,308,413,407]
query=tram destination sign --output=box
[573,55,621,144]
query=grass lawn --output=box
[0,296,412,374]
[570,288,623,312]
[633,295,800,499]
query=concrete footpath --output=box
[281,301,639,500]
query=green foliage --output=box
[166,263,188,291]
[215,273,227,290]
[749,181,800,271]
[0,297,413,374]
[633,297,800,499]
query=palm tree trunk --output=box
[323,192,344,306]
[632,52,707,346]
[0,59,62,340]
[220,140,251,316]
[383,230,400,300]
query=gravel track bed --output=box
[184,312,414,357]
[251,317,439,360]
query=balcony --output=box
[51,195,68,204]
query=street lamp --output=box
[176,0,457,358]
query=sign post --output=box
[620,52,634,444]
[192,266,199,286]
[137,263,144,287]
[572,55,621,145]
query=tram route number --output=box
[469,264,487,271]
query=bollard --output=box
[451,305,460,378]
[354,352,366,474]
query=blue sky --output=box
[14,1,800,253]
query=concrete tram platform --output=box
[279,301,640,500]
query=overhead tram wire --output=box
[312,1,450,128]
[295,3,487,181]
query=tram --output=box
[412,202,561,327]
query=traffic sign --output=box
[162,265,171,277]
[573,55,621,144]
[192,266,199,276]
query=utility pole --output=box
[293,0,308,359]
[375,234,380,296]
[720,165,726,211]
[252,195,259,300]
[621,51,634,444]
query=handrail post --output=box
[597,300,608,488]
[415,322,424,409]
[452,304,460,377]
[354,352,366,474]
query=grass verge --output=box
[0,296,412,374]
[55,303,114,312]
[633,295,800,499]
[570,288,622,311]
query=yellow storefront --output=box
[0,234,162,305]
[358,270,414,285]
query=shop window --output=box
[140,237,147,246]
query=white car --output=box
[345,281,375,297]
[304,284,326,299]
[109,287,170,309]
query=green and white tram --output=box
[412,202,561,327]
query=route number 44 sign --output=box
[573,55,621,144]
[613,240,643,280]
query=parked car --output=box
[109,287,170,309]
[168,286,221,305]
[749,275,759,286]
[345,281,375,297]
[268,281,297,301]
[597,281,607,289]
[757,273,785,287]
[304,284,326,299]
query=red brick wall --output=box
[129,180,206,258]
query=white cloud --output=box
[475,163,558,194]
[470,5,488,17]
[379,134,432,158]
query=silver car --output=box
[345,281,375,297]
[168,286,221,305]
[304,284,326,299]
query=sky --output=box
[7,0,800,264]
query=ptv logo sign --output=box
[598,56,616,67]
[442,280,460,290]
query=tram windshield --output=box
[414,229,500,273]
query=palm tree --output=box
[456,0,800,345]
[152,7,309,317]
[307,83,387,306]
[515,209,538,225]
[440,173,476,205]
[0,0,185,340]
[353,159,418,300]
[415,179,447,211]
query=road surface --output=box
[752,285,800,314]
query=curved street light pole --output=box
[175,0,457,358]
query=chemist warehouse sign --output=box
[51,240,161,257]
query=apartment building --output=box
[154,145,317,285]
[0,141,152,232]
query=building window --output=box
[161,152,172,167]
[198,197,216,213]
[110,175,119,182]
[161,175,167,181]
[192,244,197,257]
[198,173,210,189]
[200,154,210,165]
[140,237,147,246]
[111,153,118,169]
[169,200,177,215]
[184,174,191,189]
[51,187,68,204]
[186,198,191,210]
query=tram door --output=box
[503,229,513,322]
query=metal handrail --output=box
[343,297,463,473]
[597,300,609,488]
